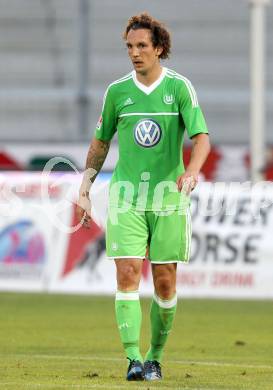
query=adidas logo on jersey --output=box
[163,94,174,104]
[123,97,134,107]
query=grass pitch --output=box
[0,293,272,390]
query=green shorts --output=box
[106,208,192,263]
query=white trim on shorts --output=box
[107,256,145,260]
[150,260,188,264]
[184,208,192,260]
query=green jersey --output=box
[95,67,208,211]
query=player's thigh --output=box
[106,208,149,259]
[148,208,192,263]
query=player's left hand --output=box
[76,191,92,229]
[176,172,198,194]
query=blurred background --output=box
[1,4,273,387]
[0,0,272,180]
[0,0,273,298]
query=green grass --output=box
[0,293,272,389]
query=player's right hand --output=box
[76,191,92,228]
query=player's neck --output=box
[135,64,163,87]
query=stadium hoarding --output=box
[0,171,113,294]
[0,172,71,292]
[0,172,273,299]
[139,181,273,298]
[48,175,114,295]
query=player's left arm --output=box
[177,77,211,193]
[177,133,211,193]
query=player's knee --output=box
[154,276,175,299]
[117,264,140,290]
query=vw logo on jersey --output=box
[134,119,162,148]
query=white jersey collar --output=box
[132,67,167,95]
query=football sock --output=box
[145,293,177,363]
[115,290,143,362]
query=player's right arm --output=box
[76,84,117,227]
[76,138,110,227]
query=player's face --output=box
[126,28,163,75]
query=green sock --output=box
[145,293,177,363]
[115,290,143,362]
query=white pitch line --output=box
[0,354,121,362]
[0,385,110,388]
[0,354,272,370]
[0,383,185,390]
[171,359,273,370]
[0,384,134,389]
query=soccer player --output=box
[77,13,210,381]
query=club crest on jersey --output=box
[134,119,162,148]
[163,94,174,104]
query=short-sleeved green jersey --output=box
[95,67,208,211]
